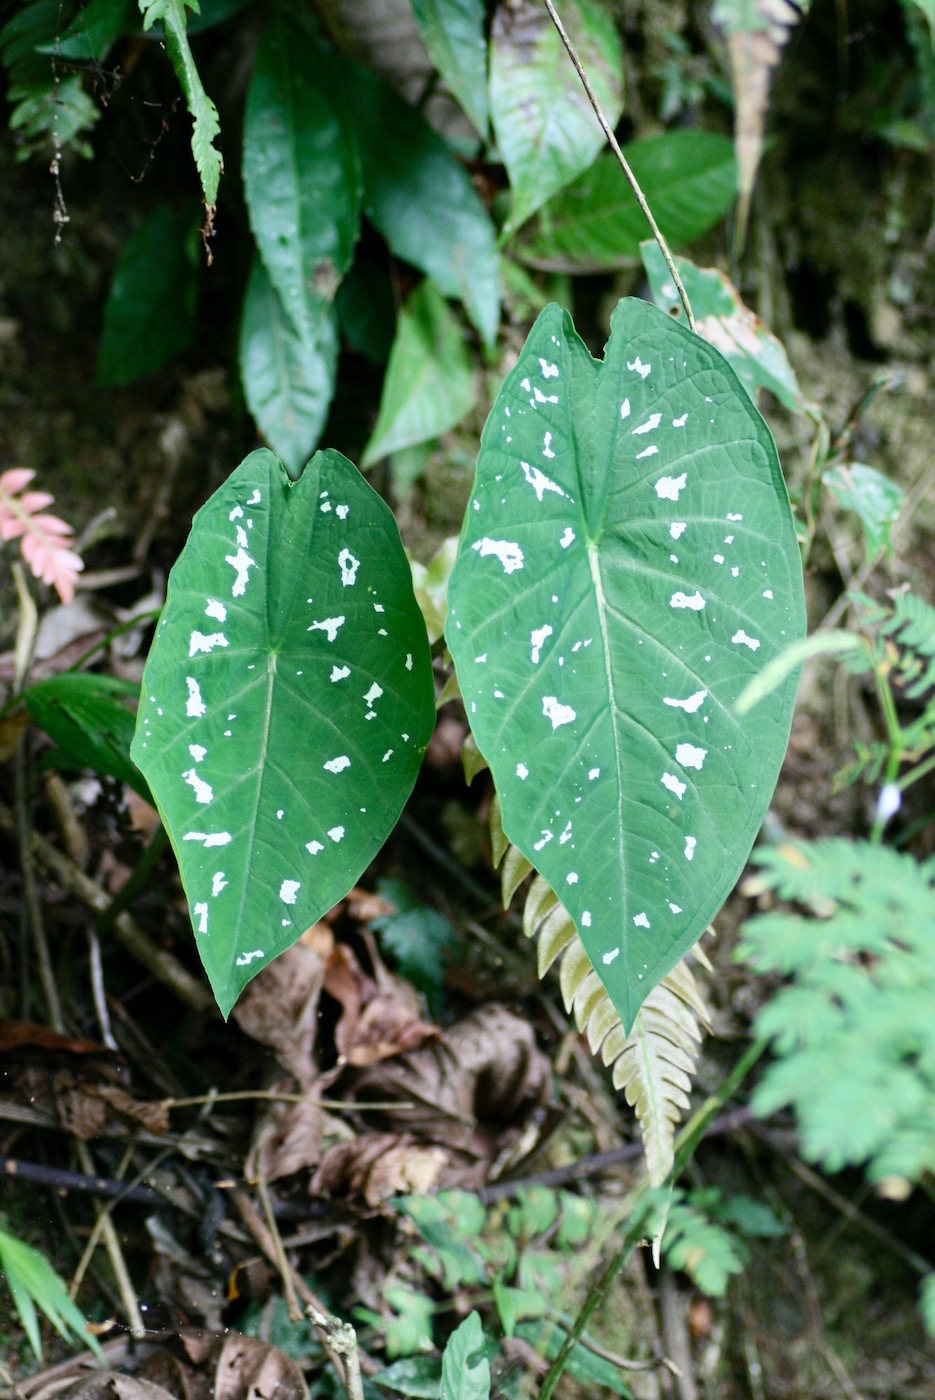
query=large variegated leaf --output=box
[131,448,435,1016]
[447,298,805,1029]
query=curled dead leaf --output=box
[310,1132,447,1207]
[231,941,324,1084]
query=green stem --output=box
[670,1037,768,1180]
[538,1227,641,1400]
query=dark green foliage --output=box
[370,878,462,1017]
[24,672,152,801]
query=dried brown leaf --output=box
[231,941,324,1083]
[214,1332,308,1400]
[244,1089,325,1182]
[310,1132,447,1206]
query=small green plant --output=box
[0,1223,102,1362]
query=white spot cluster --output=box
[521,460,565,502]
[654,473,687,501]
[338,548,360,586]
[473,537,524,573]
[542,696,576,730]
[670,591,705,611]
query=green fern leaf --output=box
[138,0,222,208]
[737,839,935,1183]
[490,798,708,1185]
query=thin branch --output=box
[542,0,696,332]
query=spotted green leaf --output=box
[131,448,435,1017]
[824,462,905,563]
[447,299,805,1029]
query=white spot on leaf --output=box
[670,591,705,611]
[539,358,559,378]
[627,356,651,379]
[189,631,228,657]
[225,545,256,596]
[582,911,592,927]
[633,912,651,928]
[189,744,207,763]
[308,616,346,642]
[205,599,227,622]
[667,901,682,913]
[684,836,697,861]
[516,763,529,779]
[280,880,300,905]
[672,413,688,427]
[559,527,575,549]
[328,826,345,842]
[211,872,227,897]
[306,841,324,855]
[183,770,213,804]
[324,756,351,774]
[236,949,264,966]
[194,903,208,934]
[670,522,687,539]
[530,624,553,663]
[473,538,524,573]
[338,548,360,586]
[521,460,565,502]
[664,689,707,713]
[636,445,659,460]
[633,413,662,435]
[654,473,687,501]
[184,831,231,847]
[661,772,687,799]
[185,677,206,717]
[331,664,350,682]
[676,743,707,769]
[542,696,576,729]
[732,629,761,651]
[603,948,619,965]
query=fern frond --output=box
[138,0,222,210]
[878,590,935,701]
[487,797,709,1184]
[0,468,84,604]
[0,2,100,160]
[737,839,935,1183]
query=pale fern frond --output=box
[488,795,709,1184]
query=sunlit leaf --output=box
[131,448,435,1016]
[490,0,624,236]
[824,462,905,563]
[440,1311,490,1400]
[447,298,805,1028]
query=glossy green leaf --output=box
[517,132,737,272]
[97,203,198,386]
[440,1312,490,1400]
[243,14,361,339]
[490,0,624,236]
[447,298,805,1028]
[824,462,905,563]
[410,0,489,135]
[641,241,808,413]
[362,281,477,468]
[139,1,223,208]
[24,673,152,801]
[131,448,435,1017]
[239,256,338,478]
[371,1356,442,1399]
[345,60,500,348]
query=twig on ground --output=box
[229,1187,380,1389]
[0,1156,160,1206]
[256,1172,302,1324]
[73,1141,146,1337]
[0,799,214,1013]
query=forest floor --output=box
[3,8,935,1397]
